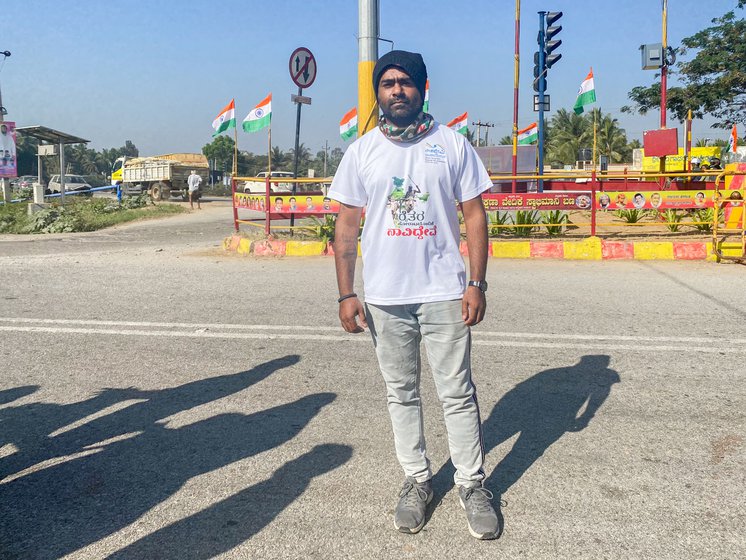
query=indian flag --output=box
[728,124,738,153]
[339,107,358,141]
[518,122,538,145]
[242,94,272,133]
[446,112,468,135]
[212,99,236,137]
[573,68,596,115]
[422,80,430,113]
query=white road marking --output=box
[1,316,743,345]
[0,318,743,353]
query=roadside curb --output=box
[223,235,740,261]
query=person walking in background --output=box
[329,50,498,540]
[187,170,202,210]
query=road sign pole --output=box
[291,86,303,229]
[288,46,316,230]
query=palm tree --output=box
[498,135,512,145]
[592,109,629,163]
[270,146,288,170]
[546,109,591,164]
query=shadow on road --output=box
[108,443,353,559]
[429,354,620,533]
[0,385,39,406]
[0,355,345,559]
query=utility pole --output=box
[358,0,379,136]
[471,120,494,147]
[512,0,521,193]
[323,140,328,177]
[0,50,11,204]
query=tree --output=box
[270,146,288,170]
[14,134,38,176]
[202,135,235,172]
[593,110,629,163]
[622,3,746,128]
[545,109,632,164]
[464,128,476,146]
[288,143,312,176]
[120,140,139,158]
[498,135,512,145]
[546,109,592,164]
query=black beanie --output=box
[373,50,428,100]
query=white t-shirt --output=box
[329,123,492,305]
[187,173,202,192]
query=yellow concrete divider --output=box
[236,238,252,256]
[286,240,326,256]
[634,242,674,260]
[707,241,745,262]
[563,237,603,260]
[491,241,531,259]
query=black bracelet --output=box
[337,293,358,303]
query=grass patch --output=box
[0,197,185,234]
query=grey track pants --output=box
[365,300,485,488]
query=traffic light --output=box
[533,52,541,92]
[544,11,563,69]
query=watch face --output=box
[470,280,487,292]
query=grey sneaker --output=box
[459,484,499,540]
[394,477,433,534]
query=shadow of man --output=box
[107,443,353,560]
[1,355,300,481]
[0,393,338,559]
[484,354,620,497]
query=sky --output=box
[2,0,741,158]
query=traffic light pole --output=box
[537,11,547,192]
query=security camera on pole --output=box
[533,11,562,192]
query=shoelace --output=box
[399,480,430,505]
[463,486,495,513]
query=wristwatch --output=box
[468,280,488,293]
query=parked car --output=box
[47,174,93,195]
[242,171,295,194]
[12,175,38,189]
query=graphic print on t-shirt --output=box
[386,175,437,239]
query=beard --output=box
[379,94,423,128]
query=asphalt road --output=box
[0,200,744,559]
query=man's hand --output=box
[462,287,486,326]
[339,297,367,333]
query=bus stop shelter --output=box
[15,125,89,203]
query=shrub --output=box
[511,210,541,237]
[690,208,720,233]
[614,209,646,224]
[541,210,568,236]
[660,209,684,232]
[487,211,511,237]
[310,214,336,243]
[25,206,82,233]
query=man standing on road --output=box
[187,170,202,210]
[328,50,498,540]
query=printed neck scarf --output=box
[379,111,434,143]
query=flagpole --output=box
[593,110,598,172]
[267,124,272,175]
[233,126,238,176]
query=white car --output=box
[243,171,294,194]
[47,174,93,195]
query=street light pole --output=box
[0,50,11,204]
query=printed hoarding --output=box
[0,121,17,178]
